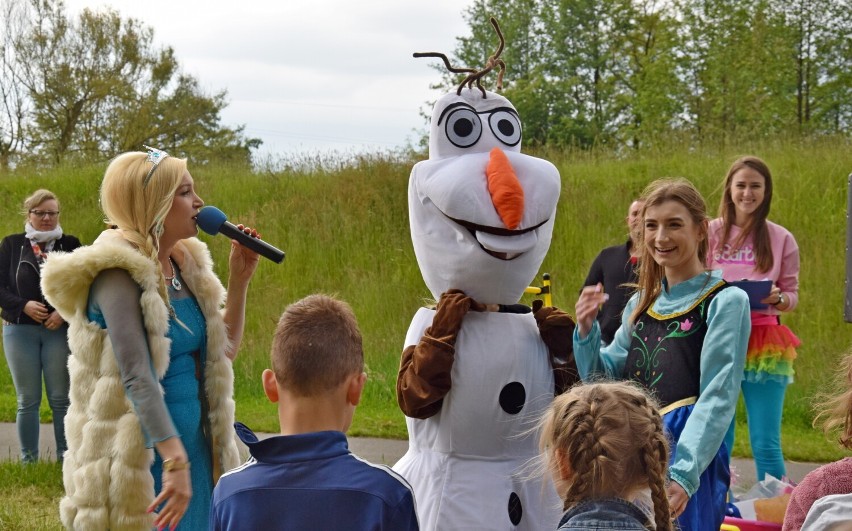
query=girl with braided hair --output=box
[574,178,751,531]
[540,381,672,531]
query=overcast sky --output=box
[63,0,476,158]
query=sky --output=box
[63,0,477,158]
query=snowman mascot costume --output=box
[394,23,578,531]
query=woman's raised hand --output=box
[575,283,608,339]
[228,224,261,282]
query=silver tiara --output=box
[142,145,171,187]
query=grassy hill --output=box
[1,137,851,462]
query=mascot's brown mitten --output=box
[426,289,487,345]
[532,299,580,394]
[397,289,486,418]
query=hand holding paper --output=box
[729,280,773,309]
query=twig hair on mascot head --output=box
[407,17,560,304]
[393,17,578,531]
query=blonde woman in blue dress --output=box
[573,178,751,531]
[43,148,260,530]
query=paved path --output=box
[0,422,821,492]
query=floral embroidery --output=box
[630,298,712,390]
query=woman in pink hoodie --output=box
[707,155,801,482]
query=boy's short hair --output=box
[271,294,364,396]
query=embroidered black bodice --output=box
[622,280,732,408]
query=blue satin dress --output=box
[88,268,214,530]
[150,295,211,530]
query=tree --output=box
[432,0,852,150]
[425,0,852,152]
[447,0,544,88]
[540,0,631,147]
[0,0,28,169]
[448,0,686,149]
[617,0,686,148]
[674,0,828,142]
[1,0,259,167]
[775,0,852,134]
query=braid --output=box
[540,382,672,529]
[99,151,185,318]
[639,399,672,531]
[146,229,172,316]
[562,407,599,508]
[647,438,672,531]
[122,226,171,314]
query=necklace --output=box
[164,258,182,291]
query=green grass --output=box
[1,139,851,529]
[0,461,63,530]
[1,138,851,457]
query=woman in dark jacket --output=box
[0,189,81,462]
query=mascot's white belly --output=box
[394,308,561,530]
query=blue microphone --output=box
[196,206,285,263]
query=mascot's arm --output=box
[533,299,580,395]
[397,289,484,419]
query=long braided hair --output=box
[100,151,186,313]
[539,382,672,531]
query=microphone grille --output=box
[196,206,228,235]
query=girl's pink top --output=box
[707,218,800,315]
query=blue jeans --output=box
[725,379,788,482]
[3,323,70,462]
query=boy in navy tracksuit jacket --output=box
[210,295,419,530]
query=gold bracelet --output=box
[162,458,190,472]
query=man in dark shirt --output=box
[581,199,644,344]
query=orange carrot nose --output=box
[486,147,524,229]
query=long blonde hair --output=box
[539,381,672,530]
[630,178,709,324]
[814,351,852,450]
[100,151,186,310]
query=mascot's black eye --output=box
[489,110,522,146]
[455,120,474,136]
[446,108,482,148]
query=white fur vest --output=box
[41,230,239,530]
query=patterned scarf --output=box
[24,222,63,264]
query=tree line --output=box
[438,0,851,150]
[0,0,260,170]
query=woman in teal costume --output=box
[46,148,260,531]
[574,178,751,531]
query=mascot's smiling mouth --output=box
[447,214,547,261]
